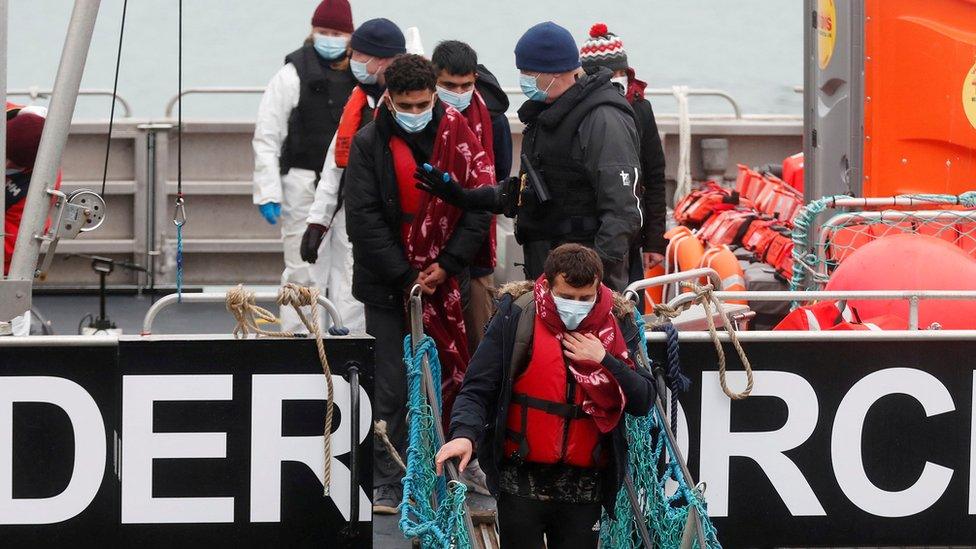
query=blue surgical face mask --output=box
[351,57,378,84]
[520,73,554,102]
[391,100,434,133]
[436,86,473,111]
[552,293,596,330]
[313,34,348,61]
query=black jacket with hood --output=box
[516,68,643,290]
[448,281,656,516]
[343,102,492,308]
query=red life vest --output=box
[504,315,607,468]
[334,87,369,168]
[389,135,423,244]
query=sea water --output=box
[10,0,802,119]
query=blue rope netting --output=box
[399,334,470,549]
[599,312,721,548]
[399,314,721,548]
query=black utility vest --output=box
[279,45,355,175]
[516,84,634,245]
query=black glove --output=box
[415,163,467,208]
[499,176,520,218]
[300,223,328,263]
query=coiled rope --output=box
[689,282,753,400]
[646,283,753,400]
[672,85,693,202]
[652,322,690,438]
[225,284,336,496]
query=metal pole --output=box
[8,0,101,281]
[408,286,479,547]
[0,0,7,278]
[623,474,654,548]
[908,296,920,330]
[347,362,360,536]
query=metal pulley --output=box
[35,188,107,279]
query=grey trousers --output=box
[365,302,407,488]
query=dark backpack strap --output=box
[510,292,536,378]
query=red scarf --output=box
[406,105,496,422]
[461,91,498,271]
[624,67,648,105]
[533,276,630,432]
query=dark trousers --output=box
[365,302,407,488]
[497,493,602,549]
[522,239,630,291]
[628,243,647,312]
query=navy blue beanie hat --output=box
[515,21,582,74]
[350,18,406,59]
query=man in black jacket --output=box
[343,55,491,513]
[514,21,642,291]
[579,23,667,289]
[431,40,513,354]
[436,244,655,549]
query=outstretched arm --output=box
[414,163,514,215]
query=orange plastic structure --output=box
[862,0,976,197]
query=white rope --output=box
[672,85,693,202]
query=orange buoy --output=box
[665,227,705,273]
[699,245,747,304]
[664,227,706,299]
[825,233,976,329]
[643,262,665,314]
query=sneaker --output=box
[460,458,491,497]
[373,483,402,515]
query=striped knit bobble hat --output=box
[579,23,628,72]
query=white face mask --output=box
[436,86,474,111]
[610,75,628,91]
[552,293,596,330]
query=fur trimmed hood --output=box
[496,280,635,318]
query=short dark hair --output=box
[384,54,437,94]
[544,244,603,287]
[431,40,478,76]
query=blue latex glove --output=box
[258,202,281,225]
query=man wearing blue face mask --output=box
[297,18,407,336]
[513,21,643,292]
[431,41,512,346]
[436,243,655,549]
[252,0,356,332]
[343,54,494,514]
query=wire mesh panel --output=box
[790,193,976,291]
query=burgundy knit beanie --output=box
[311,0,353,34]
[7,112,45,169]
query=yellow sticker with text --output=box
[818,0,837,70]
[965,61,976,130]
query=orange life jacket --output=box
[735,164,765,202]
[673,182,740,227]
[698,209,757,247]
[334,87,369,168]
[389,136,422,244]
[504,315,607,468]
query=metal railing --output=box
[8,88,133,117]
[165,85,746,119]
[164,87,265,117]
[501,86,744,119]
[632,267,976,332]
[141,291,345,334]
